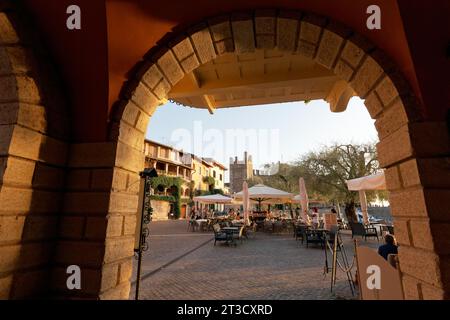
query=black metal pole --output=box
[135,187,147,300]
[135,249,142,300]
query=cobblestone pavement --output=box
[131,220,380,300]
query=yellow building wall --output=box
[192,158,210,192]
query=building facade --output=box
[144,140,193,219]
[202,158,227,192]
[143,140,228,218]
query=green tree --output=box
[296,143,380,222]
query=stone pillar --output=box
[0,3,69,299]
[380,122,450,299]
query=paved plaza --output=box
[130,220,380,300]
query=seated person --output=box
[378,234,398,260]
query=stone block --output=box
[114,141,145,173]
[377,124,413,167]
[66,169,91,191]
[32,162,65,189]
[59,215,85,239]
[9,269,48,299]
[130,83,159,117]
[340,40,365,69]
[0,275,13,299]
[152,78,171,100]
[384,165,402,190]
[375,76,399,107]
[0,215,25,242]
[91,168,114,191]
[299,21,321,44]
[410,122,450,158]
[333,59,354,82]
[100,263,119,292]
[255,17,275,35]
[157,51,184,86]
[401,274,421,300]
[119,259,133,283]
[117,120,145,151]
[123,215,136,236]
[63,192,111,214]
[55,241,105,267]
[209,21,232,42]
[190,28,217,64]
[389,187,428,218]
[392,217,411,246]
[68,142,116,168]
[399,159,421,188]
[375,98,409,140]
[0,12,19,44]
[276,18,298,51]
[231,20,255,54]
[142,64,164,89]
[351,56,384,98]
[21,215,58,241]
[171,38,195,61]
[364,91,384,119]
[415,158,450,188]
[99,281,130,300]
[104,237,134,264]
[0,156,35,186]
[109,191,139,214]
[409,219,434,251]
[316,30,344,68]
[398,245,442,288]
[179,54,200,74]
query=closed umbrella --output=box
[242,181,250,226]
[299,178,311,225]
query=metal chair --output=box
[349,222,379,241]
[213,224,229,246]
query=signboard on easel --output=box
[355,246,404,300]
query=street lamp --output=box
[134,168,158,300]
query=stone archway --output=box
[107,10,449,300]
[1,4,448,300]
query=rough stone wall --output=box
[0,1,69,299]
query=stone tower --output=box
[229,152,253,193]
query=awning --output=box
[193,194,234,204]
[346,172,386,191]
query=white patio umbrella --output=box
[193,194,234,204]
[346,172,386,225]
[298,178,311,224]
[242,181,250,225]
[234,184,293,210]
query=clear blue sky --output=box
[146,97,378,181]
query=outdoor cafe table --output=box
[195,219,208,231]
[221,227,239,244]
[305,228,329,247]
